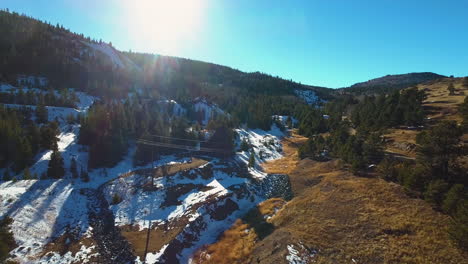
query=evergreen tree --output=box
[463,77,468,88]
[47,150,65,179]
[424,179,449,206]
[3,170,11,181]
[70,158,78,178]
[442,184,465,214]
[35,104,48,123]
[416,121,463,180]
[0,217,16,262]
[23,167,31,180]
[248,151,255,168]
[240,138,249,152]
[81,167,90,182]
[448,82,455,95]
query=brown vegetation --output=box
[192,198,286,264]
[419,77,468,123]
[195,130,468,263]
[262,130,307,175]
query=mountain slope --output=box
[194,135,468,264]
[342,72,446,95]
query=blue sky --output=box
[2,0,468,88]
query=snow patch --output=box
[82,42,125,68]
[193,98,226,125]
[235,124,284,179]
[286,243,317,264]
[294,89,322,105]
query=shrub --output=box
[111,193,122,205]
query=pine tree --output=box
[416,121,463,180]
[81,167,89,182]
[3,170,11,181]
[70,158,78,178]
[248,151,255,168]
[23,167,31,180]
[448,82,455,95]
[35,104,48,123]
[463,77,468,88]
[47,150,65,179]
[240,138,249,152]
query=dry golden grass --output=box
[253,159,468,264]
[120,158,208,179]
[192,198,286,264]
[192,219,257,264]
[120,222,187,260]
[197,131,467,263]
[262,130,307,175]
[383,129,419,159]
[382,77,468,160]
[257,198,286,219]
[418,77,467,123]
[40,235,99,262]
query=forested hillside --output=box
[340,72,446,95]
[298,77,468,250]
[0,10,333,130]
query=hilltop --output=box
[341,72,446,95]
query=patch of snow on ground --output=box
[286,243,317,264]
[0,180,90,263]
[193,97,226,125]
[38,245,98,264]
[273,115,298,128]
[82,42,125,68]
[135,244,168,264]
[235,124,284,179]
[294,89,322,105]
[17,75,48,87]
[158,99,186,116]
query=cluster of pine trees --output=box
[0,217,16,263]
[298,86,468,249]
[79,97,200,168]
[377,120,467,248]
[351,87,426,132]
[0,106,58,177]
[0,87,78,108]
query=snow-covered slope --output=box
[193,98,227,125]
[0,84,290,263]
[81,41,139,71]
[0,180,90,262]
[294,89,323,105]
[82,42,125,68]
[235,124,284,179]
[158,99,186,117]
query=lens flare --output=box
[120,0,206,55]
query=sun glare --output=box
[121,0,206,55]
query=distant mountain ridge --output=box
[342,72,446,95]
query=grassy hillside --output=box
[195,133,468,264]
[340,72,446,95]
[195,78,468,263]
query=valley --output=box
[0,8,467,264]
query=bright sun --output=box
[121,0,207,55]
